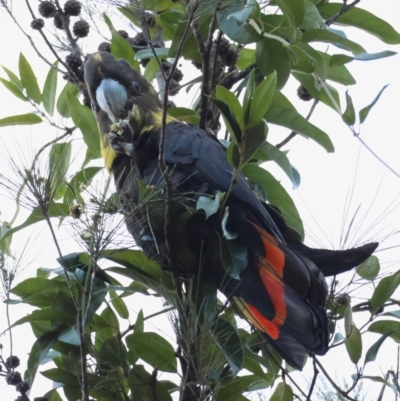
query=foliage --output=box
[0,1,399,401]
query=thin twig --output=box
[315,358,359,401]
[325,0,361,26]
[306,356,319,401]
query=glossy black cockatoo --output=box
[84,51,378,370]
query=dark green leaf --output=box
[211,93,243,143]
[371,270,400,308]
[99,336,128,368]
[42,62,58,116]
[67,94,101,160]
[41,368,79,387]
[128,365,173,401]
[266,90,334,152]
[104,15,140,71]
[57,82,79,118]
[276,0,305,28]
[369,320,400,343]
[356,255,380,280]
[342,91,355,126]
[318,4,400,45]
[269,382,293,401]
[126,332,177,372]
[364,330,394,366]
[243,70,255,125]
[143,57,160,82]
[249,72,277,125]
[217,375,270,401]
[212,317,244,377]
[256,38,291,90]
[301,29,365,55]
[0,78,27,101]
[359,84,389,124]
[19,53,41,103]
[103,249,174,294]
[237,48,256,70]
[10,309,76,329]
[25,331,59,386]
[243,164,304,239]
[0,113,42,127]
[345,324,362,364]
[327,63,356,86]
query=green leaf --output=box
[0,78,28,101]
[128,365,173,401]
[126,332,177,372]
[318,4,400,45]
[359,84,389,124]
[104,15,140,71]
[109,287,129,319]
[256,38,291,90]
[243,70,255,125]
[10,309,76,329]
[143,57,160,82]
[135,310,144,333]
[364,331,394,366]
[25,331,59,386]
[327,63,356,86]
[0,203,70,241]
[342,91,355,126]
[249,72,277,126]
[49,143,71,198]
[301,29,365,55]
[212,89,243,143]
[237,48,256,70]
[288,45,316,74]
[345,324,362,364]
[212,317,244,377]
[63,166,102,205]
[19,53,41,103]
[369,320,400,343]
[371,270,400,308]
[356,255,380,280]
[57,82,79,118]
[2,66,23,89]
[0,222,12,256]
[243,164,304,240]
[216,85,244,131]
[167,107,199,125]
[217,1,262,44]
[266,90,334,152]
[254,142,300,188]
[42,62,58,116]
[67,94,101,160]
[0,113,42,127]
[275,0,305,28]
[269,382,293,401]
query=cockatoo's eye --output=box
[129,82,141,95]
